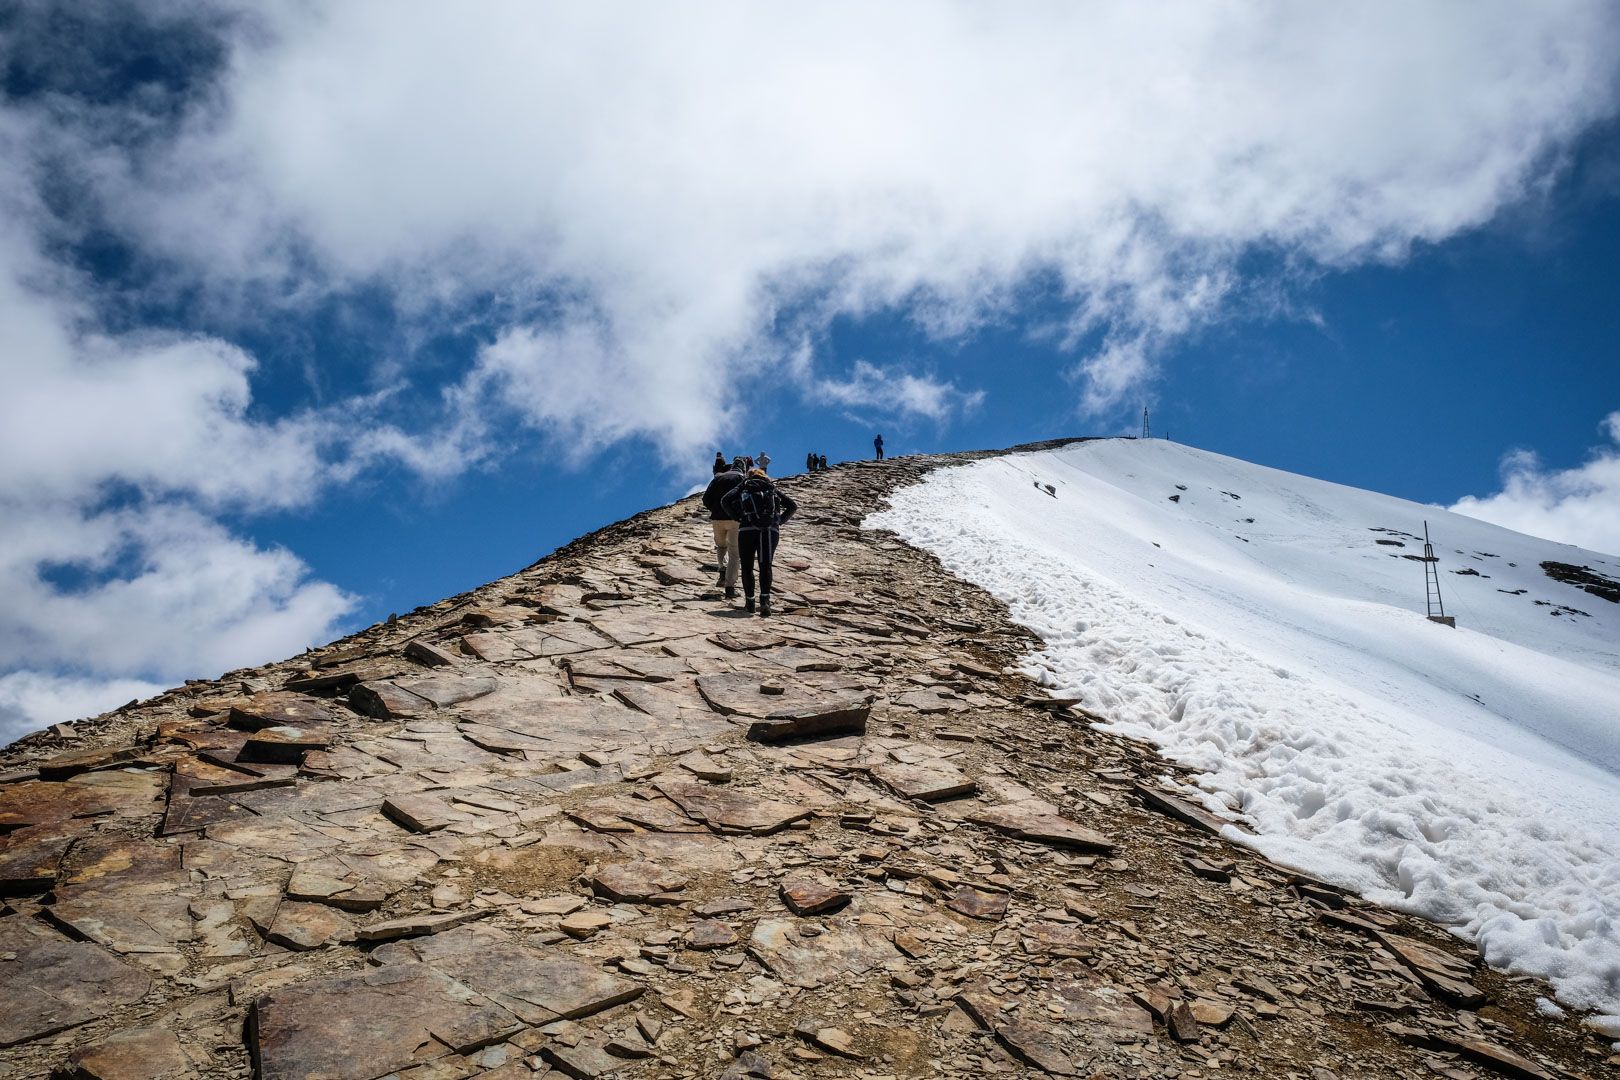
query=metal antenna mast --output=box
[1141,407,1151,440]
[1421,521,1455,627]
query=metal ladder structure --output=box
[1421,520,1456,627]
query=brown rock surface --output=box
[0,438,1606,1080]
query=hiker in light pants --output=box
[702,463,745,598]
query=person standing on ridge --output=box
[817,453,828,471]
[702,460,745,598]
[720,468,797,617]
[806,451,816,473]
[873,434,884,461]
[757,450,771,474]
[712,451,727,475]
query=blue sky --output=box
[3,2,1620,739]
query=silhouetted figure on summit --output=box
[873,434,884,461]
[818,453,828,471]
[720,469,797,618]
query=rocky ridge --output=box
[1,440,1615,1080]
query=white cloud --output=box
[0,673,166,747]
[812,360,985,423]
[0,109,359,741]
[5,2,1620,739]
[1451,412,1620,557]
[89,1,1620,446]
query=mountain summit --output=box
[1,439,1615,1078]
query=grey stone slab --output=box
[967,802,1114,853]
[747,917,898,989]
[426,940,644,1024]
[349,681,436,720]
[227,693,331,732]
[0,915,151,1048]
[59,1025,191,1080]
[654,780,811,835]
[249,963,519,1080]
[870,761,974,802]
[392,674,499,708]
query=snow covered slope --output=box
[867,438,1620,1036]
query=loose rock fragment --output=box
[590,860,688,904]
[779,872,851,915]
[946,884,1008,920]
[382,792,459,833]
[745,698,871,743]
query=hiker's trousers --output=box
[711,521,740,588]
[738,527,779,598]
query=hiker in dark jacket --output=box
[719,469,798,616]
[702,465,746,597]
[817,453,828,471]
[712,451,727,475]
[873,434,884,461]
[806,451,816,473]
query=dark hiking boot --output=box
[724,587,736,599]
[758,597,772,617]
[744,596,755,613]
[717,573,727,587]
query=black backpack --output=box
[735,480,781,529]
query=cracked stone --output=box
[250,963,519,1080]
[266,902,352,951]
[590,859,689,903]
[871,761,975,802]
[58,1025,191,1080]
[0,916,151,1048]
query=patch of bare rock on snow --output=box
[0,439,1612,1080]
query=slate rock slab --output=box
[967,802,1114,853]
[349,681,435,720]
[748,918,897,989]
[746,698,872,743]
[590,860,688,903]
[426,940,644,1023]
[266,901,352,951]
[0,824,76,896]
[227,693,330,732]
[60,1025,191,1080]
[779,872,851,915]
[654,780,811,835]
[0,916,151,1048]
[995,1023,1077,1076]
[250,963,520,1080]
[871,761,975,802]
[946,884,1008,920]
[392,674,499,708]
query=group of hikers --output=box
[703,454,797,616]
[701,434,887,616]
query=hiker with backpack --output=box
[702,460,746,598]
[719,468,798,617]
